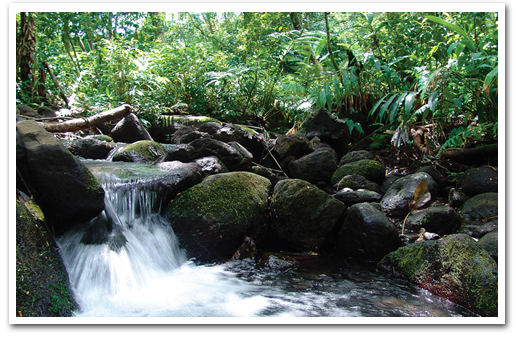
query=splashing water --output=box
[57,161,476,318]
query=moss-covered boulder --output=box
[166,172,271,262]
[377,234,498,316]
[338,202,400,261]
[111,140,165,163]
[16,120,105,234]
[16,198,77,317]
[270,179,345,252]
[380,172,438,219]
[331,159,386,185]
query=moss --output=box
[161,115,221,128]
[16,200,77,317]
[96,135,113,142]
[331,159,385,185]
[116,140,165,162]
[234,124,257,135]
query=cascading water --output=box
[58,161,477,318]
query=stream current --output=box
[57,160,476,318]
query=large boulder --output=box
[460,192,498,221]
[337,202,400,261]
[331,159,386,185]
[332,174,381,193]
[153,161,204,203]
[288,147,338,184]
[380,172,438,219]
[16,120,105,234]
[404,206,463,236]
[110,113,154,143]
[161,143,195,163]
[478,231,498,263]
[270,179,345,252]
[297,108,353,151]
[111,140,165,163]
[377,234,498,317]
[273,134,313,160]
[460,167,498,196]
[62,137,115,160]
[166,172,271,262]
[339,150,373,166]
[189,138,250,171]
[212,124,267,160]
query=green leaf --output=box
[389,92,408,123]
[369,93,389,117]
[404,92,418,116]
[379,94,398,122]
[484,65,498,90]
[428,91,439,112]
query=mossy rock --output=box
[460,192,498,221]
[331,159,386,185]
[166,172,271,263]
[161,115,221,128]
[111,140,165,163]
[377,234,498,316]
[270,179,345,252]
[16,199,77,317]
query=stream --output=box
[57,160,477,318]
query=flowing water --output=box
[57,160,477,318]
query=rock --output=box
[16,199,77,316]
[333,190,382,206]
[166,172,271,263]
[63,138,115,160]
[417,165,446,187]
[404,206,463,236]
[16,120,105,234]
[298,108,353,150]
[478,231,498,263]
[152,161,204,203]
[177,130,209,144]
[380,172,438,219]
[194,156,228,175]
[461,219,498,238]
[338,202,400,261]
[460,167,498,196]
[110,113,154,143]
[273,134,313,160]
[212,124,266,160]
[333,174,381,193]
[111,140,165,163]
[161,143,195,162]
[331,159,386,185]
[189,138,248,171]
[228,141,254,169]
[288,147,338,184]
[448,188,467,208]
[17,104,38,118]
[460,192,498,221]
[339,150,373,166]
[270,179,345,252]
[258,252,298,270]
[377,234,498,316]
[251,165,279,185]
[160,115,220,128]
[198,121,224,134]
[380,173,404,194]
[37,106,57,118]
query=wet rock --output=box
[404,206,463,236]
[194,156,228,175]
[171,126,197,144]
[166,172,271,263]
[460,192,498,221]
[288,147,338,184]
[333,174,381,193]
[213,124,266,161]
[380,172,438,219]
[177,130,209,144]
[37,106,57,118]
[228,141,254,169]
[478,231,498,263]
[461,219,499,238]
[460,167,498,196]
[190,138,249,171]
[198,121,224,134]
[251,165,279,185]
[63,137,115,160]
[273,133,313,160]
[258,252,298,270]
[331,159,386,185]
[381,173,404,195]
[110,113,154,143]
[270,179,345,252]
[338,202,400,261]
[111,140,165,163]
[417,165,446,187]
[377,234,498,317]
[333,190,382,206]
[339,150,373,166]
[16,120,105,234]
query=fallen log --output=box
[439,143,498,165]
[39,104,132,133]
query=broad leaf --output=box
[410,179,431,211]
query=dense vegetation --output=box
[16,11,499,155]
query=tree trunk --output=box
[17,13,37,95]
[39,104,133,133]
[42,61,69,107]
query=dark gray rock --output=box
[110,113,154,143]
[63,138,115,160]
[189,138,249,171]
[405,206,463,236]
[448,188,467,208]
[198,121,224,134]
[228,141,254,169]
[271,179,345,252]
[16,120,105,234]
[194,156,228,175]
[333,190,382,206]
[339,150,373,166]
[338,202,400,261]
[288,147,338,184]
[380,172,438,218]
[460,192,498,221]
[333,174,381,193]
[298,108,353,150]
[177,130,209,144]
[331,159,386,185]
[478,231,498,263]
[162,143,195,162]
[460,167,498,196]
[273,133,313,160]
